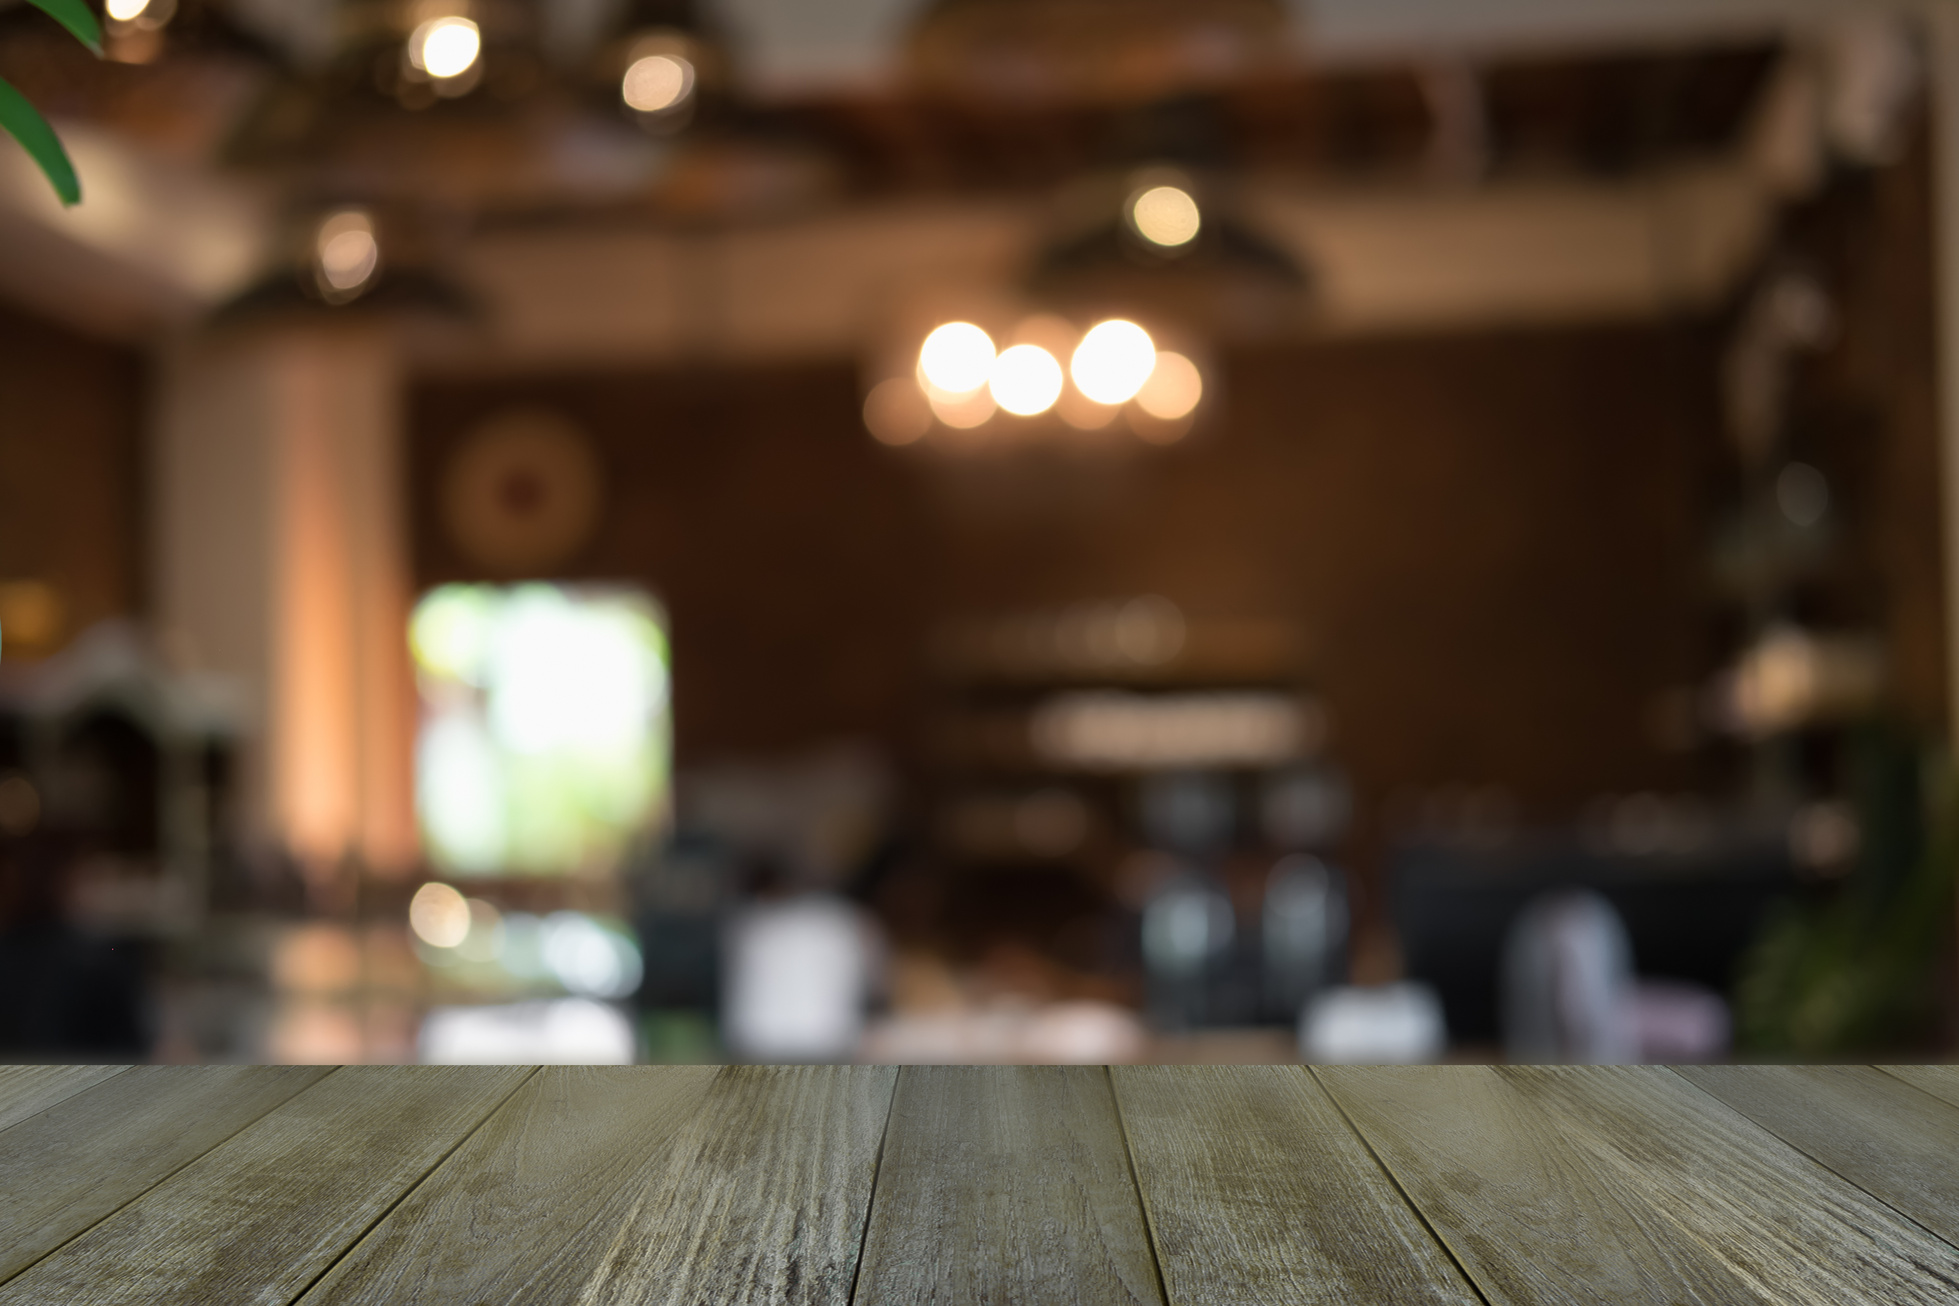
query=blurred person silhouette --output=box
[0,831,149,1059]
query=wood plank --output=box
[571,1065,898,1306]
[301,1065,720,1304]
[1320,1065,1736,1305]
[0,1065,533,1306]
[0,1065,126,1133]
[0,1064,331,1284]
[1677,1064,1959,1248]
[1321,1065,1959,1306]
[1878,1064,1959,1111]
[852,1066,1164,1306]
[1113,1065,1480,1306]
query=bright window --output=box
[411,583,670,876]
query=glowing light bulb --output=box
[990,344,1064,416]
[410,16,481,79]
[1058,388,1118,429]
[1129,184,1201,247]
[1136,351,1202,419]
[623,53,695,112]
[918,322,995,395]
[928,384,996,429]
[409,882,471,948]
[106,0,151,20]
[316,210,379,296]
[1071,320,1156,405]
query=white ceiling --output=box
[214,0,1914,91]
[1301,0,1919,62]
[712,0,1925,91]
[719,0,1920,90]
[0,0,1902,345]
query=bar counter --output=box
[1,1063,1956,1303]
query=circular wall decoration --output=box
[440,409,603,575]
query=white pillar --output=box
[153,321,418,888]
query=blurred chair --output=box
[1392,829,1791,1043]
[1261,853,1349,1023]
[1500,888,1638,1063]
[1631,978,1731,1062]
[1501,888,1733,1063]
[1140,870,1234,1030]
[1138,771,1243,1028]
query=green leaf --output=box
[26,0,104,56]
[0,76,80,206]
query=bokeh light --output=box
[1071,320,1157,405]
[1129,185,1201,247]
[541,911,643,999]
[409,16,481,79]
[456,899,505,963]
[409,584,493,685]
[623,53,695,113]
[106,0,152,20]
[1130,410,1194,445]
[864,377,933,446]
[409,882,471,948]
[1777,462,1829,527]
[989,343,1064,416]
[315,210,379,299]
[1058,388,1119,429]
[1136,350,1203,419]
[918,322,995,395]
[928,383,997,429]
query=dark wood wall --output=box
[0,301,146,653]
[1785,126,1948,736]
[409,130,1951,896]
[410,321,1724,833]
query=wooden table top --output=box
[2,1063,1957,1303]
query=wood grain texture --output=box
[1320,1065,1739,1305]
[1113,1065,1480,1306]
[1322,1065,1959,1306]
[0,1064,125,1133]
[0,1064,330,1284]
[852,1066,1164,1306]
[573,1065,898,1306]
[1878,1064,1959,1110]
[1678,1064,1959,1247]
[302,1065,720,1305]
[0,1065,533,1306]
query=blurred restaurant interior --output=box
[1,0,1956,1066]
